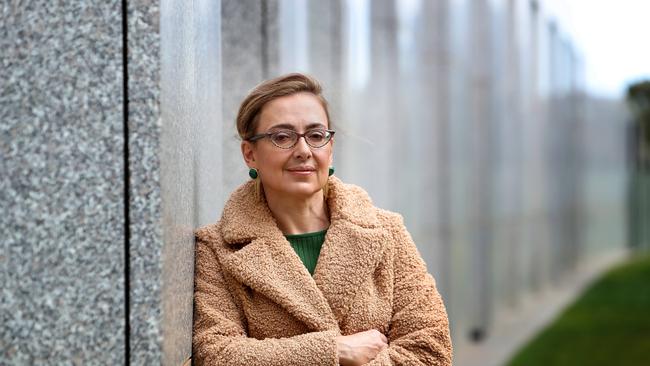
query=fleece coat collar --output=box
[206,176,391,332]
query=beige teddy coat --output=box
[193,176,453,365]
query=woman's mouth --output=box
[286,166,316,175]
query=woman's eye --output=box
[306,130,326,141]
[272,132,292,142]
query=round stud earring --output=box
[249,168,258,179]
[328,167,335,176]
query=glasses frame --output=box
[247,128,336,149]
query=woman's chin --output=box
[268,181,323,200]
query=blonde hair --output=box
[237,73,333,201]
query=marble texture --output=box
[0,1,125,364]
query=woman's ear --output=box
[241,141,256,168]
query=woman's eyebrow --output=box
[268,122,326,130]
[267,123,295,130]
[306,122,326,129]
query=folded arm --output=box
[366,219,453,365]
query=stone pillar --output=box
[129,0,163,362]
[1,0,223,363]
[336,0,371,185]
[447,0,473,341]
[405,0,450,292]
[1,2,125,364]
[547,20,564,285]
[526,0,554,292]
[431,0,454,302]
[467,0,495,340]
[157,0,222,364]
[306,0,344,125]
[221,0,274,198]
[489,0,520,315]
[365,0,398,208]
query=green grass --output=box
[507,255,650,366]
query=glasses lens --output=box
[270,130,297,148]
[305,129,330,148]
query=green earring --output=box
[249,168,258,179]
[328,166,335,176]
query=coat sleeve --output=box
[366,218,453,365]
[192,236,340,366]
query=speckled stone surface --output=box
[126,0,164,364]
[0,1,125,364]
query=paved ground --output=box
[452,249,629,366]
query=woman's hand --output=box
[336,329,388,366]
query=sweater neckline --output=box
[283,229,328,239]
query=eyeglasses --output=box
[247,128,335,149]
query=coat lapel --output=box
[217,181,338,332]
[215,177,388,332]
[219,235,339,331]
[314,221,389,326]
[313,177,390,326]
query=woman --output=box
[193,73,452,365]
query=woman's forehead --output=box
[257,94,328,130]
[261,93,325,114]
[265,122,327,131]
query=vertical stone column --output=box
[221,0,282,199]
[406,0,450,289]
[221,0,267,197]
[132,0,223,364]
[497,0,526,309]
[1,2,125,364]
[467,0,495,340]
[307,0,344,123]
[447,0,473,340]
[517,0,538,297]
[528,0,554,292]
[487,0,507,315]
[128,0,163,362]
[390,0,451,301]
[336,0,370,185]
[545,20,567,285]
[432,0,454,301]
[365,0,398,208]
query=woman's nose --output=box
[292,136,312,159]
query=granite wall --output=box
[1,1,126,364]
[1,0,216,363]
[127,0,164,363]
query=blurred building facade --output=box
[1,0,630,364]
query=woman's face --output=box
[242,92,333,201]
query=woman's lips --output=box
[286,167,316,175]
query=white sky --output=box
[559,0,650,98]
[342,0,649,98]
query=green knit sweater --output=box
[285,229,327,276]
